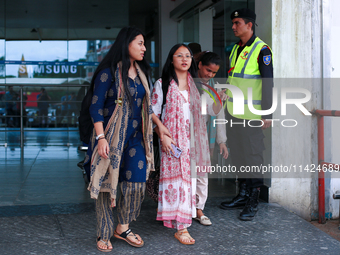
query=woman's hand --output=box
[218,89,227,101]
[157,122,172,141]
[93,122,108,158]
[152,113,172,141]
[161,135,176,156]
[97,139,109,159]
[151,113,175,155]
[219,143,229,159]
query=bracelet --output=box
[96,133,104,140]
[98,136,106,141]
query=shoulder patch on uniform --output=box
[261,45,272,52]
[263,55,271,65]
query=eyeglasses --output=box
[173,54,192,59]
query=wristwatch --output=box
[96,133,105,140]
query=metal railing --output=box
[1,83,89,159]
[314,109,340,224]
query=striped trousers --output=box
[95,181,145,240]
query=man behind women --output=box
[83,26,168,252]
[220,8,273,221]
[187,42,201,63]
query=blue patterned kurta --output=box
[83,68,147,183]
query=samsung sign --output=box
[34,65,78,74]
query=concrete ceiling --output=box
[0,0,157,40]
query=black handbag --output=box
[78,88,93,144]
[146,132,161,203]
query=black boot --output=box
[220,183,249,210]
[238,187,260,221]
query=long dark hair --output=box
[161,44,197,106]
[89,26,150,110]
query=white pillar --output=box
[268,0,323,221]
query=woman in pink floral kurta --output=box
[151,44,215,245]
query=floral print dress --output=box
[151,78,215,230]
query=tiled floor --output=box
[0,146,93,206]
[1,197,340,254]
[1,146,340,254]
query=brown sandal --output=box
[114,228,144,248]
[174,230,195,245]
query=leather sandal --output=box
[114,228,144,248]
[174,230,195,245]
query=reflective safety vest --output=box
[227,37,266,120]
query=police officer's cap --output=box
[230,8,256,22]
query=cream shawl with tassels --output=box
[87,62,154,206]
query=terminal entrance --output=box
[0,0,160,206]
[0,0,159,151]
[0,0,257,207]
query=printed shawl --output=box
[88,62,154,206]
[161,73,210,183]
[156,73,210,225]
[188,74,211,176]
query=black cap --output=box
[230,8,256,21]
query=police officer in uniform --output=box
[220,8,273,221]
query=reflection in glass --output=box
[0,85,5,127]
[0,39,4,80]
[68,40,87,62]
[6,41,67,62]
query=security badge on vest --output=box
[241,51,249,60]
[227,37,267,120]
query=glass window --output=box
[0,39,4,81]
[178,12,199,44]
[0,0,159,148]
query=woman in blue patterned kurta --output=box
[83,27,168,252]
[85,71,148,183]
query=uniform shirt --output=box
[234,34,273,119]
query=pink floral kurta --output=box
[152,78,214,230]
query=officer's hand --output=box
[262,119,272,130]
